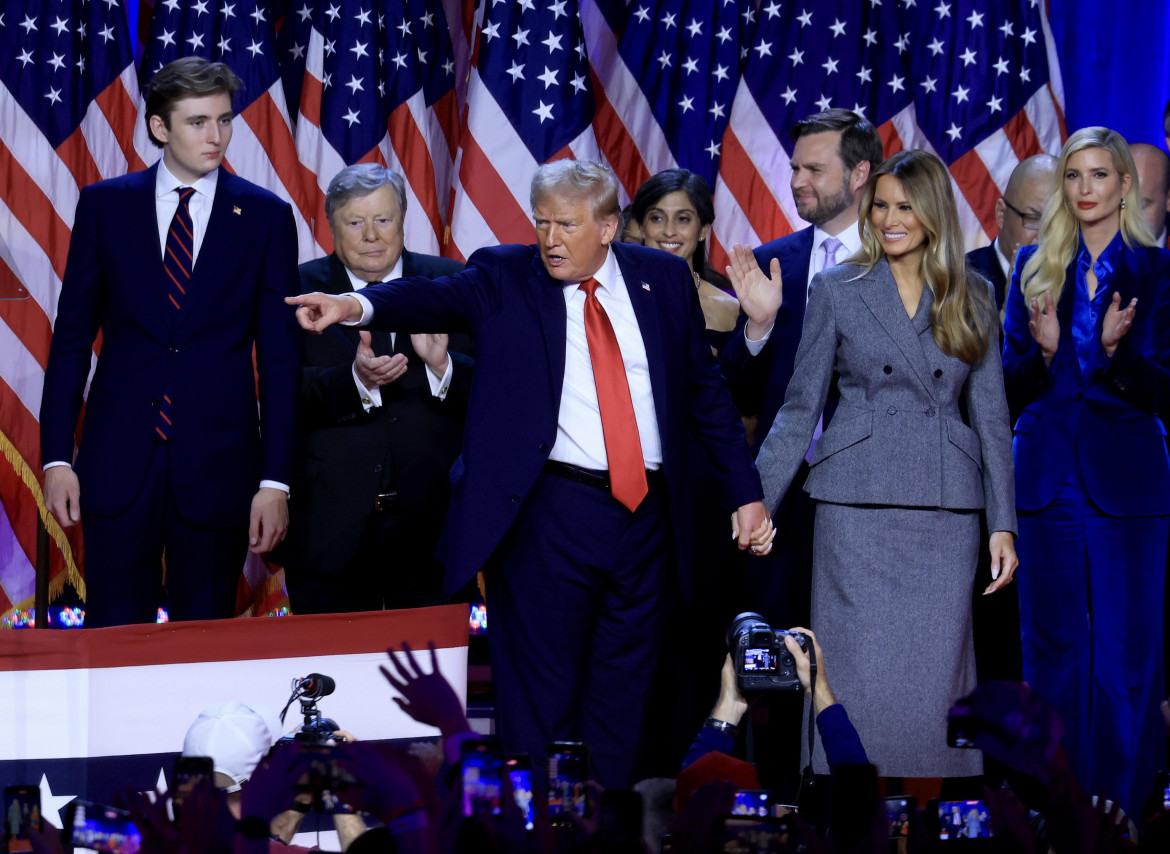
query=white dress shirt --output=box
[548,247,662,471]
[345,257,454,411]
[745,222,863,355]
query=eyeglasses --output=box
[1002,198,1042,231]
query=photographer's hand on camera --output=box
[712,654,750,730]
[783,628,836,715]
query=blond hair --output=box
[854,150,993,364]
[1020,127,1155,304]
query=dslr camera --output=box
[726,612,809,692]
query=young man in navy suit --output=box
[40,58,300,627]
[720,109,882,633]
[288,160,770,788]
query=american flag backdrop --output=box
[1,0,1064,622]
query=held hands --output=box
[983,531,1019,595]
[731,500,775,556]
[1100,291,1137,358]
[249,487,288,554]
[44,466,81,528]
[1027,292,1060,365]
[726,244,783,340]
[285,292,363,333]
[355,331,409,388]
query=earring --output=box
[1121,198,1127,209]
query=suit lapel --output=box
[859,259,936,396]
[127,166,176,334]
[177,170,247,330]
[614,245,669,430]
[528,250,569,405]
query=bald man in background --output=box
[1131,143,1170,247]
[966,154,1058,309]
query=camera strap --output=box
[798,641,819,807]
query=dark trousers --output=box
[81,442,246,627]
[286,500,453,614]
[1017,480,1167,815]
[486,471,670,790]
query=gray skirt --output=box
[804,501,982,778]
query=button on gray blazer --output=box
[754,258,1017,536]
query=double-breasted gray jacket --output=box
[754,258,1017,536]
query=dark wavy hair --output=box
[631,169,727,286]
[144,57,242,148]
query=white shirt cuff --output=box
[44,461,71,471]
[426,355,453,400]
[352,363,383,410]
[342,293,373,326]
[259,480,289,495]
[744,323,773,356]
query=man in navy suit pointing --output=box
[289,160,770,787]
[41,58,300,627]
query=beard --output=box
[796,180,853,227]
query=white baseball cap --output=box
[182,701,282,793]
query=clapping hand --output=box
[1027,292,1060,364]
[1100,291,1137,358]
[355,331,409,388]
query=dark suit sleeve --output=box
[1001,246,1052,419]
[719,313,770,417]
[1101,250,1170,417]
[254,202,302,486]
[298,359,371,429]
[41,187,104,465]
[679,271,763,510]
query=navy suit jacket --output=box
[966,244,1009,311]
[40,164,301,527]
[281,250,472,571]
[356,242,763,593]
[1003,242,1170,515]
[720,228,816,450]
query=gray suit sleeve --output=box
[964,284,1018,535]
[753,272,837,513]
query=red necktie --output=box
[156,187,195,441]
[579,278,648,512]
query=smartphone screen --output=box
[937,800,993,840]
[718,815,800,851]
[732,789,772,818]
[172,755,213,815]
[4,786,42,854]
[1157,771,1170,811]
[505,755,534,831]
[547,741,588,819]
[65,801,142,854]
[885,796,915,838]
[461,740,503,818]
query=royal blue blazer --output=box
[1002,242,1170,516]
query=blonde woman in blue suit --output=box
[730,149,1018,779]
[1003,127,1170,815]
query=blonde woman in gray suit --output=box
[729,149,1018,780]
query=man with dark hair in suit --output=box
[720,108,883,631]
[40,57,300,627]
[1131,143,1170,246]
[279,164,471,614]
[288,160,769,789]
[966,154,1059,309]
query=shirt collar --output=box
[568,246,620,295]
[344,253,403,291]
[1075,230,1124,278]
[992,237,1013,280]
[155,160,219,201]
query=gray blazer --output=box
[754,258,1017,535]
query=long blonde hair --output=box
[854,150,993,364]
[1020,127,1155,304]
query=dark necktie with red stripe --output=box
[156,187,195,441]
[579,278,648,512]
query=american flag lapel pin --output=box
[233,206,242,215]
[642,282,651,291]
